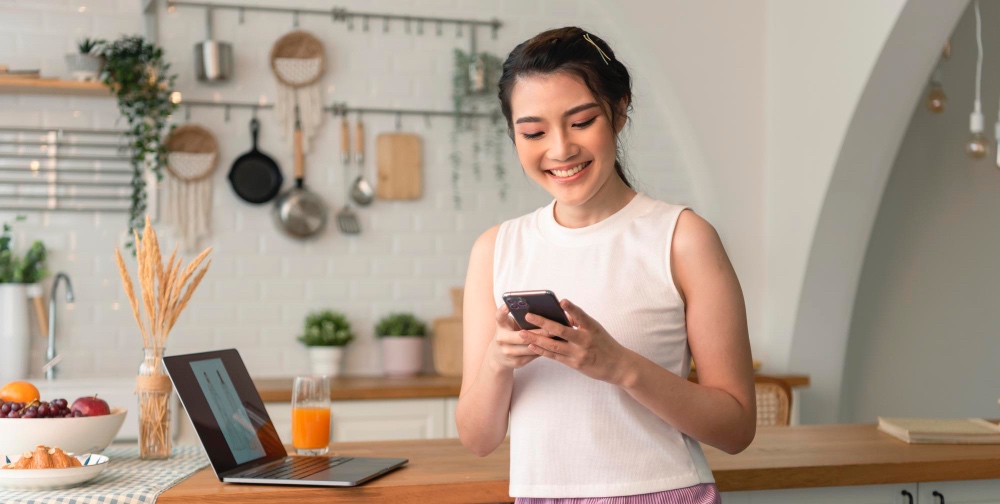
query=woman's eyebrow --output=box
[514,102,600,124]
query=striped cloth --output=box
[515,483,722,504]
[0,445,209,504]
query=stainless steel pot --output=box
[194,8,233,83]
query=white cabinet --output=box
[723,480,1000,503]
[722,483,917,503]
[264,397,447,444]
[917,479,1000,503]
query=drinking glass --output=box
[291,375,331,456]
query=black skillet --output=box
[228,118,283,204]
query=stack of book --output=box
[878,417,1000,444]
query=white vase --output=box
[64,53,104,82]
[307,347,344,376]
[381,337,424,377]
[0,284,31,383]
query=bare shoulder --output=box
[670,209,732,302]
[470,224,502,259]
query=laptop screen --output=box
[163,349,287,476]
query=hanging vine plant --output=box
[99,35,178,251]
[452,48,507,209]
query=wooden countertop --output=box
[159,423,1000,503]
[253,373,810,402]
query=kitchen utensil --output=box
[350,116,374,206]
[0,453,109,491]
[228,118,283,204]
[164,124,218,252]
[272,108,328,239]
[270,30,325,152]
[376,133,422,200]
[432,317,463,377]
[335,115,360,235]
[194,8,233,83]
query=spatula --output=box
[336,115,361,234]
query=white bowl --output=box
[0,408,127,458]
[0,453,109,490]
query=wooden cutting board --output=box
[432,316,463,377]
[376,133,422,200]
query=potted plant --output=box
[375,313,427,377]
[0,218,48,383]
[65,37,105,82]
[298,310,353,376]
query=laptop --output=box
[163,349,408,487]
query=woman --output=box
[456,27,755,503]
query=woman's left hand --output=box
[521,299,633,385]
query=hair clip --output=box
[583,33,611,65]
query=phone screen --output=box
[502,290,570,341]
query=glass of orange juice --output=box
[291,375,331,456]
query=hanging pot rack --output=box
[165,0,501,37]
[176,99,500,125]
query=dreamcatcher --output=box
[164,124,218,252]
[270,30,326,152]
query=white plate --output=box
[0,453,109,490]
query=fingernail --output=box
[524,313,535,322]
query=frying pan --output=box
[272,109,328,238]
[229,118,283,204]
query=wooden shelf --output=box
[0,78,110,97]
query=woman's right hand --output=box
[486,305,540,371]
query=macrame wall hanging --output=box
[164,124,218,252]
[270,30,326,152]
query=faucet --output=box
[45,272,74,381]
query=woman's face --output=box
[509,72,620,207]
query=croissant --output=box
[2,445,82,469]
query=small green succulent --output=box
[77,37,104,54]
[298,310,354,347]
[375,313,427,338]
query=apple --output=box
[70,395,110,417]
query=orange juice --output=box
[291,406,331,449]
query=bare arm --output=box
[618,210,756,454]
[455,225,539,457]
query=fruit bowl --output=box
[0,409,127,458]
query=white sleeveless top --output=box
[493,193,715,498]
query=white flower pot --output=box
[381,336,424,377]
[0,284,31,383]
[307,346,344,376]
[65,53,104,82]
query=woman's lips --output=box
[545,160,591,183]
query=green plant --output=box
[375,313,427,338]
[0,217,49,284]
[298,310,354,347]
[98,35,177,252]
[77,37,104,55]
[451,49,507,209]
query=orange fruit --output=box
[0,381,40,404]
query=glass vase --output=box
[137,347,172,459]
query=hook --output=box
[383,17,389,33]
[292,10,299,28]
[224,105,231,122]
[184,104,191,122]
[395,112,402,131]
[363,16,369,32]
[491,20,499,40]
[252,105,258,120]
[436,21,442,36]
[417,19,423,35]
[424,113,431,129]
[331,7,346,22]
[238,7,245,24]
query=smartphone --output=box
[502,290,570,341]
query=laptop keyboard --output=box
[240,456,353,480]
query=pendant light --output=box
[968,1,990,159]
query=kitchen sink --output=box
[27,378,182,442]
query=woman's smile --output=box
[545,160,592,182]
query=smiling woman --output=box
[455,27,755,504]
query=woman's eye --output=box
[521,132,544,140]
[573,117,597,128]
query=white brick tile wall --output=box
[1,0,691,379]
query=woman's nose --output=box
[546,131,579,163]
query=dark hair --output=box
[498,27,634,188]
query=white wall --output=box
[841,1,1000,422]
[0,0,698,379]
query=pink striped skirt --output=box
[514,483,721,504]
